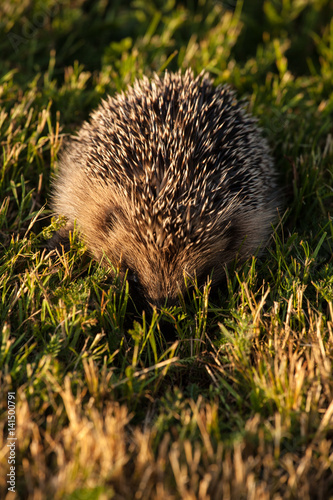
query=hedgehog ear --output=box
[105,210,118,231]
[104,207,126,232]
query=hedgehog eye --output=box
[119,261,137,283]
[127,269,138,283]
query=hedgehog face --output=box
[96,203,193,308]
[98,234,207,309]
[86,194,239,308]
[69,187,211,308]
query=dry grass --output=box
[1,288,333,499]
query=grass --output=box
[1,0,333,498]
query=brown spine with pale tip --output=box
[50,69,279,307]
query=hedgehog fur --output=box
[51,70,278,308]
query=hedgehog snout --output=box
[142,276,179,310]
[135,261,184,310]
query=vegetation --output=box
[1,0,333,498]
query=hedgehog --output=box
[50,70,278,308]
